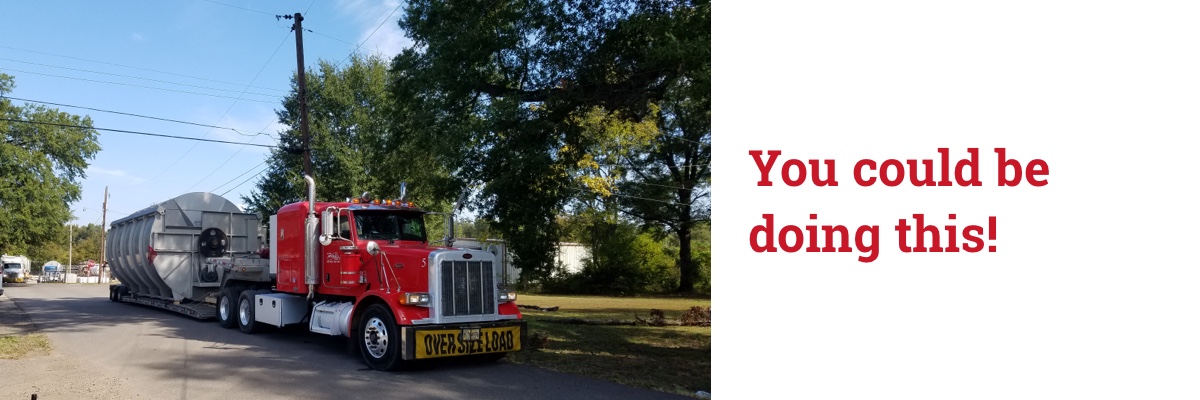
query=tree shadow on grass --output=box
[514,321,711,395]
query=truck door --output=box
[321,211,361,289]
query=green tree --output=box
[25,223,104,267]
[0,74,101,255]
[616,77,710,293]
[584,221,676,294]
[388,0,710,288]
[457,218,499,242]
[70,223,104,264]
[665,220,710,293]
[244,55,399,218]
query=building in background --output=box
[452,239,591,285]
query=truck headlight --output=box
[401,292,430,306]
[498,290,517,303]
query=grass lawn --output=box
[0,333,51,359]
[509,294,711,396]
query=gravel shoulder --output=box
[1,291,137,400]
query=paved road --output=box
[4,284,688,400]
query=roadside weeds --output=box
[511,294,712,397]
[0,333,52,359]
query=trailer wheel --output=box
[359,304,402,370]
[237,291,263,334]
[217,288,239,329]
[108,287,117,302]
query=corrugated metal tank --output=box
[106,192,261,301]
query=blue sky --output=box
[0,0,409,226]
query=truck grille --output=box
[439,260,495,317]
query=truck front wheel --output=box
[359,304,402,370]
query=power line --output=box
[180,16,307,193]
[627,180,707,191]
[0,118,277,149]
[337,3,404,67]
[183,0,315,194]
[186,145,254,192]
[185,118,279,192]
[195,0,275,16]
[220,168,269,197]
[3,96,277,139]
[659,133,709,146]
[73,207,110,225]
[182,79,287,192]
[596,160,711,169]
[0,67,278,104]
[0,57,283,98]
[305,29,357,47]
[212,161,268,193]
[572,172,703,191]
[139,30,293,185]
[571,186,692,206]
[0,45,288,93]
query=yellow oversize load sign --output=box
[415,326,521,359]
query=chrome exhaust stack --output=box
[304,175,318,298]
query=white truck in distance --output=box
[2,254,32,283]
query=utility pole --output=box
[283,12,313,178]
[100,186,108,283]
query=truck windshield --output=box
[3,264,19,270]
[353,211,426,242]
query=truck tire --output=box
[359,304,402,370]
[110,285,126,302]
[217,288,240,329]
[237,291,263,334]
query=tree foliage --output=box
[546,218,676,294]
[24,223,103,267]
[616,77,710,292]
[244,56,399,218]
[0,73,101,255]
[244,2,711,293]
[389,0,710,288]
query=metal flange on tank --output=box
[197,227,228,283]
[106,193,261,302]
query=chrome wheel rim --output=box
[239,298,251,326]
[363,317,389,358]
[219,296,230,321]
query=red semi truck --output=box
[107,177,523,369]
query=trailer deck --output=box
[117,293,217,320]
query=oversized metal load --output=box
[106,192,261,302]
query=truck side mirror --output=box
[321,209,334,238]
